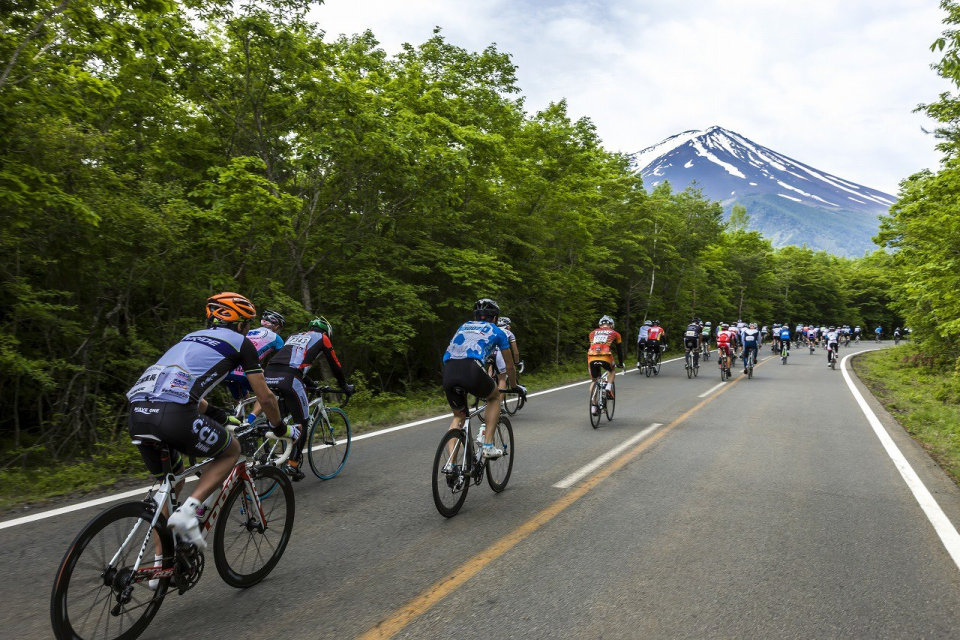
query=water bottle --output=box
[476,424,485,460]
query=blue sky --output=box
[312,0,952,195]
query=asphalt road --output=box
[5,342,960,638]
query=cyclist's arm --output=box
[510,341,520,366]
[615,341,624,366]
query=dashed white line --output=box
[553,423,663,489]
[841,351,960,571]
[698,382,725,398]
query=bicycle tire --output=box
[686,354,693,379]
[720,362,727,381]
[307,407,352,480]
[51,502,172,640]
[503,390,519,416]
[654,356,661,376]
[644,360,652,377]
[605,379,616,421]
[486,416,514,492]
[589,384,602,429]
[432,430,469,517]
[214,465,295,588]
[693,363,699,377]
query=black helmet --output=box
[261,309,285,329]
[652,320,660,326]
[474,298,500,320]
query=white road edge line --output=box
[553,423,664,489]
[0,356,687,531]
[841,351,960,571]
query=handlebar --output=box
[316,385,351,407]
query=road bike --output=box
[588,364,621,428]
[828,345,839,370]
[51,424,295,640]
[684,348,700,379]
[718,349,732,381]
[432,392,515,517]
[699,341,711,361]
[780,344,789,365]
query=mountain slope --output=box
[634,127,895,256]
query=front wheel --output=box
[654,355,661,376]
[605,380,616,421]
[432,430,469,517]
[214,465,295,588]
[486,416,514,492]
[307,408,352,480]
[51,502,172,640]
[645,358,652,377]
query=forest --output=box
[1,0,905,470]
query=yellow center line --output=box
[360,358,767,639]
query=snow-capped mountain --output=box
[634,126,896,256]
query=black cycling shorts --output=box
[589,360,614,379]
[128,402,233,477]
[683,337,699,350]
[264,368,309,428]
[443,358,496,412]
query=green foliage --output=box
[0,0,896,475]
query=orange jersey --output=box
[647,326,664,341]
[588,328,622,356]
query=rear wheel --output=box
[51,502,172,640]
[307,408,352,480]
[654,355,661,376]
[432,430,469,517]
[214,465,295,588]
[589,384,602,429]
[686,353,693,379]
[486,417,514,492]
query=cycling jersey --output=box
[493,328,517,373]
[647,326,664,342]
[638,325,651,342]
[742,328,760,346]
[127,328,261,406]
[779,327,791,341]
[269,330,347,388]
[231,327,284,376]
[700,326,711,338]
[444,320,511,364]
[588,328,623,356]
[683,323,700,349]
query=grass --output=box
[854,345,960,486]
[0,360,597,512]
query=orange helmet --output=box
[206,292,256,324]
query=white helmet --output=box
[599,315,615,327]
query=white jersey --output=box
[638,325,651,341]
[826,330,840,344]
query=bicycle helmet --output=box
[206,292,256,324]
[643,320,652,326]
[599,315,615,327]
[652,320,660,326]
[308,315,333,337]
[749,322,757,329]
[705,321,711,326]
[474,298,500,320]
[720,323,729,330]
[497,316,512,328]
[261,309,285,329]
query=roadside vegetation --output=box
[854,345,960,486]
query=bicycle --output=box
[432,391,515,517]
[781,344,789,365]
[700,341,711,362]
[718,349,732,381]
[305,385,352,480]
[684,348,700,379]
[51,424,295,640]
[743,350,755,379]
[589,364,621,428]
[828,345,839,370]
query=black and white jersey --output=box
[127,327,261,406]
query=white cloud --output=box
[311,0,953,195]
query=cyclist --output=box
[875,325,883,342]
[588,315,625,414]
[442,299,523,458]
[760,324,769,346]
[646,320,665,362]
[854,325,862,342]
[223,309,286,401]
[683,318,701,371]
[716,323,736,372]
[778,323,791,356]
[493,316,522,392]
[741,322,761,374]
[826,326,841,366]
[126,292,286,549]
[894,327,902,343]
[636,320,652,366]
[700,321,713,358]
[263,315,355,481]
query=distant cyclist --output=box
[683,318,702,370]
[637,320,652,366]
[778,323,791,356]
[826,326,841,366]
[646,320,665,360]
[223,309,286,401]
[700,321,713,357]
[875,325,883,342]
[741,323,761,374]
[588,315,624,414]
[493,316,522,392]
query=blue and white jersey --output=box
[779,326,791,340]
[443,321,511,363]
[742,328,760,346]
